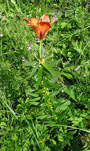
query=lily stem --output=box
[39,40,42,59]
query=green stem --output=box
[39,40,42,59]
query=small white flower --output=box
[61,90,64,93]
[61,82,64,86]
[22,57,25,62]
[75,66,80,71]
[25,42,32,51]
[0,34,3,37]
[27,44,31,51]
[42,55,46,58]
[35,38,40,43]
[52,16,58,21]
[25,42,28,44]
[0,14,3,18]
[32,53,36,56]
[83,74,86,77]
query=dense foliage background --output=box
[0,0,90,150]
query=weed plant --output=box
[0,0,90,151]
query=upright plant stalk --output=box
[39,40,42,59]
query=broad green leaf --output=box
[50,139,57,145]
[72,41,83,55]
[58,135,64,142]
[61,22,67,28]
[55,100,71,113]
[35,76,42,88]
[42,60,56,76]
[51,88,61,97]
[44,55,52,60]
[64,87,76,100]
[50,72,62,83]
[50,59,62,66]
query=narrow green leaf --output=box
[35,67,43,87]
[29,97,40,102]
[30,64,38,77]
[29,97,40,105]
[3,101,16,117]
[30,102,39,105]
[0,90,16,117]
[62,72,73,79]
[23,61,37,67]
[37,115,48,119]
[26,92,39,97]
[45,123,90,133]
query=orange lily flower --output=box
[22,13,56,40]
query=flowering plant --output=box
[23,14,56,59]
[23,13,56,40]
[23,13,58,77]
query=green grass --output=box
[0,0,90,150]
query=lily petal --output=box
[50,18,56,25]
[39,22,50,34]
[39,13,50,23]
[25,22,32,25]
[31,25,41,39]
[23,14,56,40]
[42,31,48,40]
[30,17,38,26]
[22,18,31,22]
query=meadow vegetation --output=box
[0,0,90,150]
